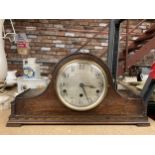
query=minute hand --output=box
[80,84,89,102]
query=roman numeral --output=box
[79,64,85,70]
[71,66,75,72]
[95,72,100,78]
[62,73,69,78]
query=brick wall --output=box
[4,19,155,75]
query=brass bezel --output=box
[55,59,108,111]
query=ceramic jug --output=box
[23,58,41,79]
[6,70,17,86]
[0,19,8,83]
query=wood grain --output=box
[7,53,150,127]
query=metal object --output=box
[107,19,124,87]
[118,35,155,75]
[141,63,155,103]
[141,78,155,104]
[120,19,146,42]
[118,20,155,76]
[100,19,146,57]
[125,20,129,72]
[74,24,109,54]
[2,19,16,42]
[140,63,155,120]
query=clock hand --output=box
[83,84,96,88]
[79,83,95,88]
[79,83,90,103]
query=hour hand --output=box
[79,83,96,88]
[83,84,96,88]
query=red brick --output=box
[4,19,152,74]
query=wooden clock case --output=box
[7,53,150,127]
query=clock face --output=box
[56,59,108,111]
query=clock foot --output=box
[6,123,22,127]
[136,123,150,127]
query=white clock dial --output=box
[56,59,108,111]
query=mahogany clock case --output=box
[7,53,150,127]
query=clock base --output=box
[6,115,150,127]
